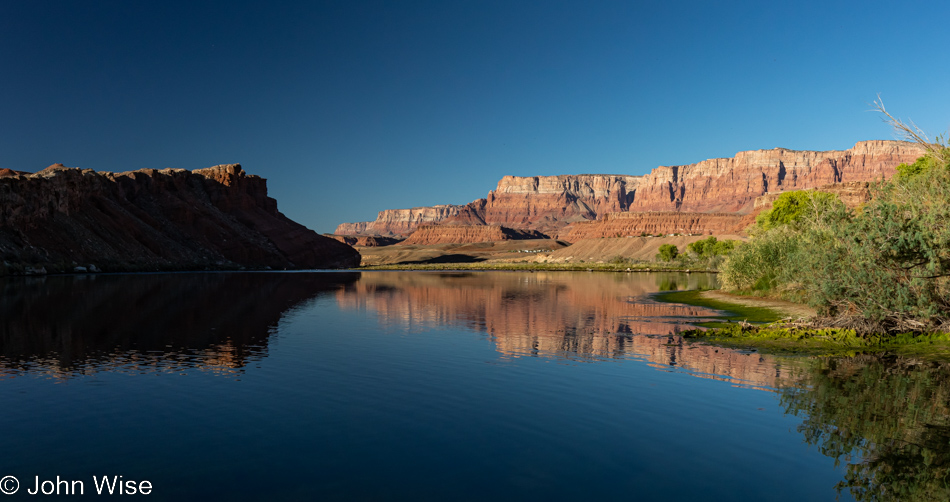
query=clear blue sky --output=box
[2,0,948,233]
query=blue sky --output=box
[2,0,948,233]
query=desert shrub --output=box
[687,236,737,259]
[801,147,950,328]
[683,236,739,270]
[721,142,950,331]
[655,244,679,262]
[719,226,804,291]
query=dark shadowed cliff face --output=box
[0,164,360,272]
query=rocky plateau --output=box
[0,163,360,273]
[336,140,924,242]
[400,224,547,246]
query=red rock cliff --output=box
[336,174,640,238]
[400,224,547,245]
[560,212,747,242]
[629,140,923,213]
[334,140,923,241]
[480,174,640,234]
[0,164,360,272]
[334,204,464,238]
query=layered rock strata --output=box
[335,140,923,242]
[399,224,547,246]
[336,175,639,238]
[753,181,874,211]
[628,140,922,213]
[326,234,402,247]
[559,212,747,242]
[334,204,463,238]
[0,163,360,273]
[479,175,640,234]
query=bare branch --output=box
[873,95,931,145]
[873,94,949,165]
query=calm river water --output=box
[0,271,947,501]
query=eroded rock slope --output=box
[0,163,360,273]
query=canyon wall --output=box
[753,180,874,211]
[480,174,641,234]
[335,175,640,238]
[400,224,547,246]
[326,234,402,247]
[334,140,923,243]
[563,179,880,241]
[629,140,923,213]
[334,204,464,238]
[559,212,747,242]
[0,164,360,273]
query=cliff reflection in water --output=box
[336,272,950,499]
[0,272,359,378]
[337,271,796,390]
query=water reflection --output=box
[339,271,796,389]
[2,270,948,500]
[0,272,359,378]
[778,355,950,501]
[337,271,950,500]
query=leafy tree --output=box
[687,236,715,257]
[655,243,679,262]
[895,154,939,180]
[755,190,845,231]
[721,146,950,331]
[687,236,737,259]
[720,100,950,332]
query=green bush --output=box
[755,190,845,230]
[655,244,679,262]
[687,236,737,259]
[682,236,739,271]
[721,145,950,332]
[719,226,804,291]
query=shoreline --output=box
[697,290,815,319]
[358,262,712,272]
[656,288,950,360]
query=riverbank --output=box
[360,262,707,272]
[656,289,950,360]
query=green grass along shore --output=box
[655,290,950,360]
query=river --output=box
[0,271,946,500]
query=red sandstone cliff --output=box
[334,204,464,238]
[326,234,402,247]
[335,175,638,238]
[334,140,923,241]
[561,180,883,241]
[629,140,922,213]
[399,224,547,245]
[0,164,360,273]
[753,180,874,211]
[559,212,747,242]
[479,174,640,234]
